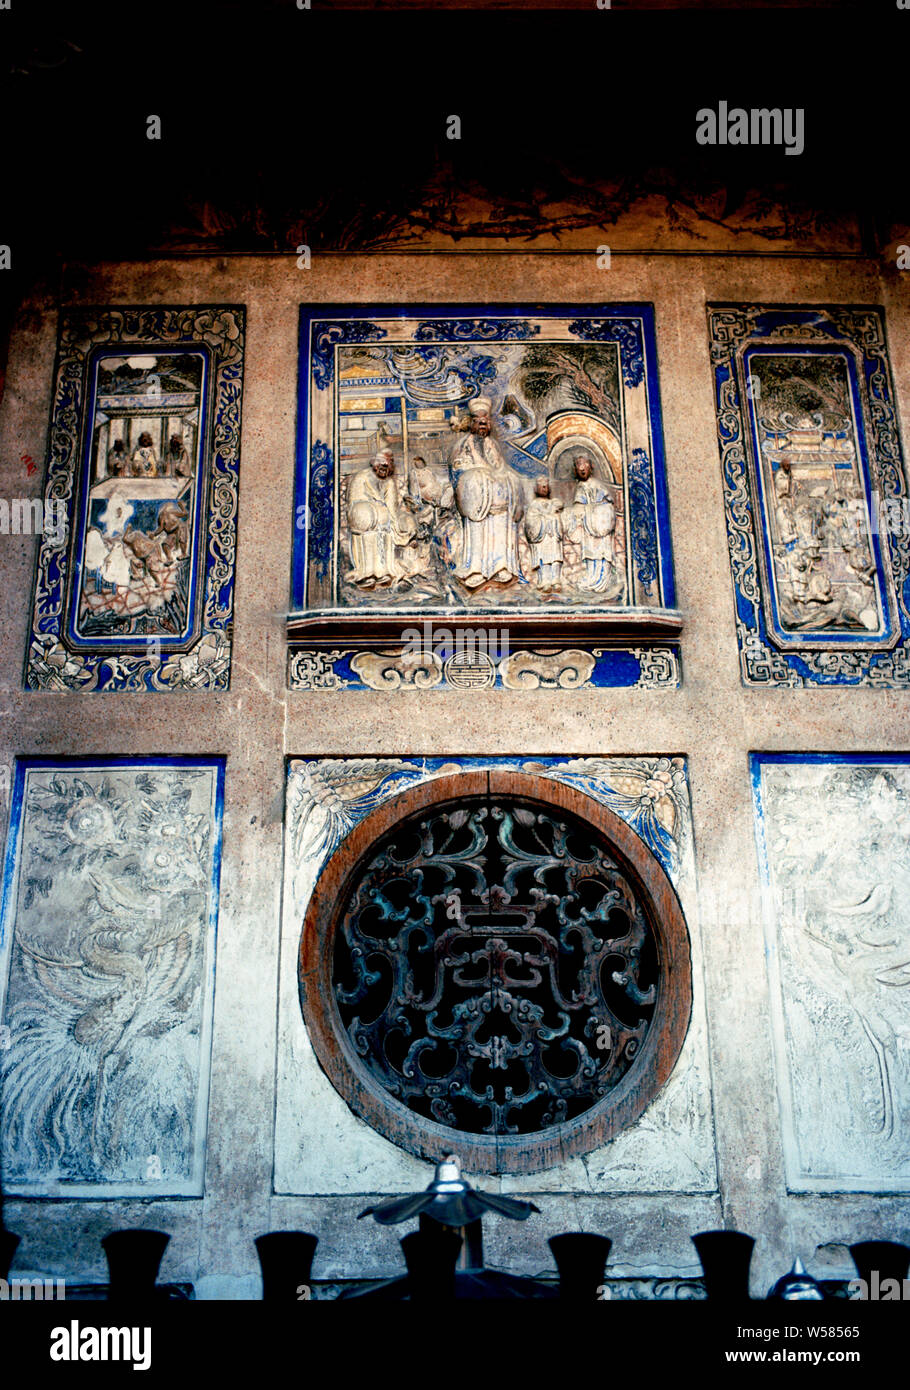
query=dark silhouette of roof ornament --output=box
[101,1230,170,1301]
[345,1155,550,1299]
[255,1232,318,1301]
[549,1233,612,1301]
[0,1230,21,1282]
[767,1256,825,1301]
[358,1154,540,1228]
[692,1229,755,1301]
[849,1240,910,1289]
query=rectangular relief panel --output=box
[708,305,910,686]
[289,305,681,691]
[26,307,245,691]
[0,758,224,1196]
[752,753,910,1190]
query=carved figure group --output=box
[107,433,193,481]
[343,398,626,602]
[771,457,879,632]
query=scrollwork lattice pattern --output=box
[333,797,658,1137]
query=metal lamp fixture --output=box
[358,1154,540,1228]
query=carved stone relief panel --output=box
[708,305,910,687]
[289,306,681,690]
[752,754,910,1189]
[0,758,224,1195]
[277,755,716,1194]
[25,307,244,692]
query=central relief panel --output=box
[336,343,632,608]
[289,306,681,692]
[293,766,699,1176]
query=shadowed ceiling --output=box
[0,2,902,266]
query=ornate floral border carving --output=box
[708,303,910,688]
[25,306,244,692]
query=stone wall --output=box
[1,246,909,1298]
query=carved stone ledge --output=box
[287,606,684,649]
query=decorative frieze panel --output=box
[25,307,245,691]
[752,753,910,1190]
[708,305,910,687]
[288,643,681,691]
[289,305,681,688]
[0,758,224,1196]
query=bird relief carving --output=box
[759,762,910,1181]
[0,764,220,1192]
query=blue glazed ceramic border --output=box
[288,643,681,692]
[25,307,245,692]
[708,304,910,687]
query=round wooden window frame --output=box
[299,770,692,1175]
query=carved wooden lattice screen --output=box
[299,771,692,1174]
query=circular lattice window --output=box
[299,771,691,1174]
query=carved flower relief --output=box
[160,632,228,686]
[287,757,422,878]
[520,755,688,875]
[30,636,91,687]
[608,757,684,834]
[13,773,210,979]
[64,797,116,846]
[300,765,347,820]
[543,756,685,835]
[136,801,206,891]
[194,309,241,344]
[13,778,130,966]
[45,641,84,678]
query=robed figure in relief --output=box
[569,453,619,595]
[523,477,565,590]
[346,453,416,588]
[452,397,524,588]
